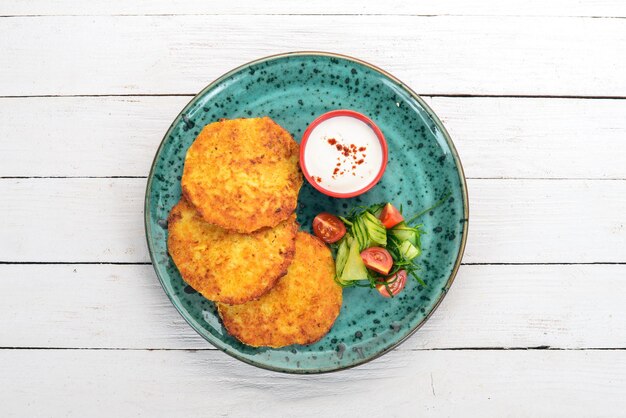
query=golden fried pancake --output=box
[167,199,297,305]
[181,117,302,233]
[217,232,343,347]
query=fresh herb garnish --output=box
[404,191,452,225]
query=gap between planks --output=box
[3,93,626,100]
[0,347,625,351]
[4,176,626,181]
[1,14,626,19]
[1,262,625,265]
[2,0,626,19]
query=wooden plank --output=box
[1,15,625,97]
[1,349,625,417]
[0,264,205,349]
[1,264,624,350]
[2,96,625,179]
[0,178,624,263]
[0,178,148,263]
[430,97,626,180]
[465,179,626,263]
[0,96,190,177]
[2,0,626,18]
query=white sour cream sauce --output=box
[303,116,384,194]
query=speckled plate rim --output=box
[144,51,469,374]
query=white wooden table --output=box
[1,1,626,416]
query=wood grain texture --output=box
[430,97,626,180]
[2,0,626,17]
[2,96,626,179]
[0,96,190,177]
[465,179,626,263]
[1,15,625,96]
[0,178,147,263]
[1,349,625,417]
[1,178,624,263]
[1,264,625,350]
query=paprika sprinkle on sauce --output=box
[325,137,369,179]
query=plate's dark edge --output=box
[144,51,470,375]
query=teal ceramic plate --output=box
[145,52,468,374]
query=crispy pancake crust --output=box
[181,117,302,233]
[217,232,343,347]
[167,199,297,305]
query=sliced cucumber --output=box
[352,216,368,251]
[335,237,349,277]
[390,222,420,247]
[339,239,368,283]
[399,240,420,260]
[361,211,387,247]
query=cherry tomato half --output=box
[377,270,408,298]
[360,247,393,275]
[379,203,404,229]
[312,212,346,244]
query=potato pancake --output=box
[217,232,343,347]
[167,199,297,305]
[181,117,302,233]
